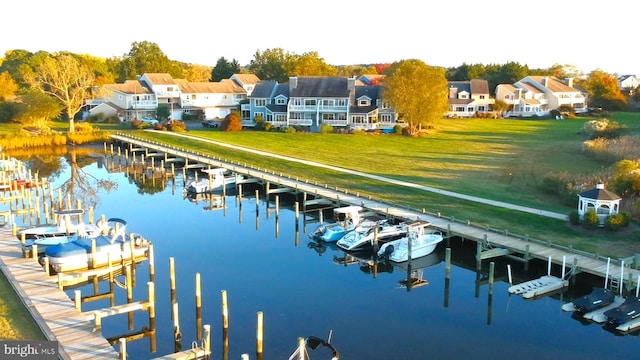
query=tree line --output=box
[0,40,635,134]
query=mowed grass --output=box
[0,272,45,340]
[128,113,640,258]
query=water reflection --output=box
[8,146,640,360]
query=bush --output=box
[568,211,580,225]
[582,209,600,229]
[221,113,242,132]
[605,213,626,231]
[393,125,404,134]
[264,122,272,132]
[320,124,334,134]
[285,126,296,133]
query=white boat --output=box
[336,220,407,252]
[22,219,111,255]
[377,220,443,262]
[43,218,150,273]
[309,206,375,242]
[508,275,568,299]
[16,209,102,241]
[184,168,242,194]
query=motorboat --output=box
[377,220,443,262]
[16,209,102,241]
[561,287,616,313]
[22,220,110,255]
[309,205,375,243]
[42,218,150,273]
[184,168,242,194]
[604,296,640,327]
[336,220,407,252]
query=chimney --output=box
[449,86,458,98]
[290,77,298,89]
[542,77,549,87]
[347,77,355,90]
[564,77,574,87]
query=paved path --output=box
[157,131,568,221]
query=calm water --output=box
[11,148,639,360]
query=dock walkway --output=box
[111,133,640,288]
[0,227,119,359]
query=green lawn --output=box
[121,112,640,258]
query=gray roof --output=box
[251,81,278,98]
[289,77,351,98]
[579,186,621,201]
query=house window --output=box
[338,113,346,120]
[322,113,335,120]
[222,94,228,99]
[255,99,266,107]
[380,114,392,123]
[276,98,286,105]
[479,95,485,99]
[192,95,196,100]
[304,99,317,106]
[455,106,465,112]
[381,101,390,109]
[292,98,302,106]
[322,99,333,107]
[358,99,370,106]
[290,112,302,120]
[275,114,286,121]
[254,112,264,120]
[336,99,347,107]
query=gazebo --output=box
[577,183,621,226]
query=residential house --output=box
[176,79,247,121]
[230,73,260,96]
[98,80,158,122]
[138,73,181,120]
[245,76,402,132]
[618,74,639,96]
[495,76,586,117]
[446,79,495,118]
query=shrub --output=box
[285,126,296,133]
[393,125,403,134]
[264,122,272,132]
[568,211,580,225]
[221,113,242,132]
[605,213,626,231]
[320,124,334,134]
[582,209,600,229]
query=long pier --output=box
[109,134,640,289]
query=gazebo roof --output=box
[579,184,621,201]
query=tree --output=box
[118,41,183,81]
[183,63,213,82]
[15,90,63,128]
[211,57,240,81]
[580,69,627,110]
[491,99,510,116]
[220,111,242,132]
[248,48,297,83]
[25,53,96,133]
[381,59,449,135]
[0,71,18,100]
[291,52,337,76]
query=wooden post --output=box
[488,262,495,295]
[203,324,211,357]
[445,248,451,279]
[74,290,81,310]
[119,338,126,360]
[148,243,155,283]
[256,311,264,356]
[170,257,176,322]
[148,281,156,334]
[44,257,50,276]
[195,272,202,340]
[90,238,97,269]
[173,302,182,352]
[31,244,38,260]
[221,290,229,330]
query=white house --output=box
[101,80,158,122]
[447,79,495,118]
[495,76,587,117]
[618,75,639,95]
[176,79,247,121]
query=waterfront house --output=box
[495,76,587,117]
[446,79,495,118]
[99,80,158,122]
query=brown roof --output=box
[105,80,152,94]
[232,73,260,85]
[143,73,178,85]
[528,76,579,93]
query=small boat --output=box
[42,218,150,273]
[336,220,407,252]
[604,296,640,327]
[309,206,374,243]
[287,331,339,360]
[16,209,102,241]
[562,287,616,313]
[184,168,242,194]
[377,220,443,262]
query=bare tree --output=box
[26,54,96,133]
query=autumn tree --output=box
[248,48,297,83]
[0,71,18,100]
[211,57,241,81]
[580,69,627,110]
[183,63,213,82]
[25,53,96,132]
[15,90,63,129]
[381,59,448,135]
[291,52,337,76]
[220,111,242,132]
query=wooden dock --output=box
[0,226,120,359]
[110,134,640,289]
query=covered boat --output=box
[43,218,149,273]
[604,296,640,327]
[377,220,443,263]
[568,288,616,313]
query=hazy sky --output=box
[2,0,635,75]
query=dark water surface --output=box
[13,149,639,360]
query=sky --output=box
[1,0,636,75]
